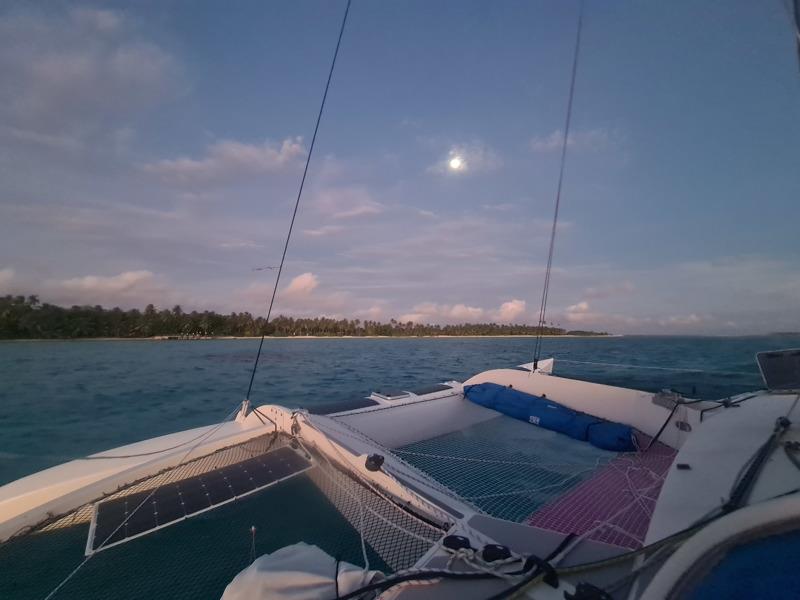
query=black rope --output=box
[486,534,574,600]
[334,558,340,598]
[82,423,232,460]
[645,402,680,452]
[723,416,791,513]
[532,0,584,370]
[244,0,352,402]
[784,441,800,472]
[794,0,800,69]
[329,481,800,600]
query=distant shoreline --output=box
[1,334,619,342]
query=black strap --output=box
[334,558,340,598]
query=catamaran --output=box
[2,352,799,599]
[2,1,800,599]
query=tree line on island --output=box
[0,295,608,339]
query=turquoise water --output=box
[0,335,795,486]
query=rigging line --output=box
[556,358,763,378]
[794,0,800,69]
[244,0,352,403]
[81,421,234,460]
[532,0,584,369]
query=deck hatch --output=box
[757,349,800,392]
[86,445,312,555]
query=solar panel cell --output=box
[248,459,277,487]
[153,486,185,525]
[124,497,158,537]
[176,478,211,515]
[202,470,235,505]
[224,464,256,495]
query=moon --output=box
[448,156,464,171]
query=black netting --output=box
[306,454,445,571]
[0,433,387,600]
[1,473,379,600]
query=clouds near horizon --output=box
[144,137,306,185]
[0,2,798,335]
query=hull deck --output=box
[2,361,793,599]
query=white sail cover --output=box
[221,542,383,600]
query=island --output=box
[0,295,609,339]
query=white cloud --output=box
[0,267,16,288]
[399,298,529,324]
[283,273,319,298]
[239,272,361,319]
[495,299,526,322]
[481,202,516,211]
[448,304,486,321]
[566,301,590,313]
[659,313,702,327]
[313,186,384,220]
[400,302,484,323]
[561,302,650,329]
[303,225,345,237]
[5,126,84,151]
[59,270,154,294]
[0,7,182,144]
[584,281,635,300]
[112,126,136,154]
[530,128,618,153]
[70,8,124,33]
[358,305,385,319]
[218,240,263,250]
[428,140,502,175]
[332,205,382,219]
[45,270,178,308]
[144,137,306,185]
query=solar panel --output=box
[86,445,312,554]
[757,349,800,392]
[411,383,453,396]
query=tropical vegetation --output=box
[0,295,607,339]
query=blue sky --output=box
[0,0,798,334]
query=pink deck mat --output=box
[526,434,677,549]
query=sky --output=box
[0,0,799,335]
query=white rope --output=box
[607,460,660,519]
[557,358,761,378]
[300,415,509,570]
[393,448,597,469]
[292,423,371,569]
[443,547,526,582]
[459,467,597,501]
[296,416,461,571]
[306,415,461,523]
[550,476,667,566]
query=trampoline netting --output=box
[393,414,676,548]
[0,431,444,600]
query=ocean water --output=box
[0,335,795,486]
